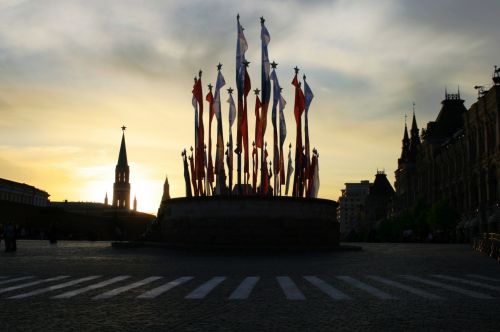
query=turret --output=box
[407,105,421,162]
[113,126,131,209]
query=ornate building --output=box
[113,126,131,209]
[394,67,500,236]
[0,178,50,207]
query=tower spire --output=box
[113,126,131,209]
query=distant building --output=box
[364,171,395,226]
[337,180,371,237]
[394,67,500,236]
[0,178,50,207]
[113,126,131,209]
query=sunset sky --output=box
[1,0,499,213]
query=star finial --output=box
[243,59,250,67]
[198,70,202,78]
[194,76,197,83]
[227,87,234,94]
[412,102,416,114]
[121,125,126,132]
[271,61,278,69]
[208,83,213,91]
[217,62,222,71]
[279,87,283,92]
[294,66,299,74]
[237,13,240,21]
[303,74,307,81]
[254,88,260,95]
[289,143,292,149]
[260,16,265,24]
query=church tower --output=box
[113,126,131,209]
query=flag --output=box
[254,94,262,148]
[278,93,287,184]
[192,74,205,191]
[188,148,198,196]
[227,91,236,193]
[206,88,215,186]
[182,150,192,198]
[260,18,271,137]
[291,70,305,197]
[214,70,226,178]
[303,75,314,192]
[236,15,248,155]
[242,67,251,178]
[308,150,320,198]
[285,145,294,196]
[270,66,280,193]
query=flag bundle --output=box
[181,15,319,200]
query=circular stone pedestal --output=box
[157,197,339,248]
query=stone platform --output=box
[156,196,339,248]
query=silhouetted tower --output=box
[133,195,137,211]
[407,104,421,162]
[161,175,171,201]
[104,192,108,206]
[398,117,410,167]
[113,126,131,209]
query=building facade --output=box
[0,178,50,207]
[394,67,500,236]
[337,180,371,237]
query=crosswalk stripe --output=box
[467,274,500,282]
[367,275,444,300]
[137,277,194,299]
[277,276,306,300]
[401,275,494,299]
[337,276,396,299]
[93,277,163,300]
[303,276,351,300]
[229,277,260,300]
[8,276,101,299]
[432,275,500,292]
[185,277,226,299]
[0,276,68,295]
[53,276,131,299]
[0,276,35,286]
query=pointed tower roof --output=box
[410,104,419,137]
[400,122,410,162]
[117,126,128,167]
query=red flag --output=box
[206,89,215,184]
[242,68,251,177]
[254,95,262,148]
[291,71,305,197]
[192,76,205,184]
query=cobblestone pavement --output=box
[1,241,500,331]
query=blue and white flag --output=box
[236,16,248,94]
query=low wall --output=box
[472,233,500,262]
[157,197,339,248]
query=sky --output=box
[1,0,499,214]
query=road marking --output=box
[277,276,306,300]
[401,275,494,299]
[0,276,68,294]
[137,277,194,299]
[229,277,260,300]
[467,274,500,282]
[303,276,351,300]
[53,276,131,299]
[8,276,101,299]
[367,275,444,300]
[0,276,35,286]
[185,277,226,299]
[337,276,397,299]
[432,275,500,292]
[93,277,163,300]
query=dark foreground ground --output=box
[0,240,499,331]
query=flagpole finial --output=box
[254,88,260,95]
[279,87,283,92]
[294,66,299,74]
[227,87,234,94]
[243,59,250,68]
[190,146,193,152]
[289,143,292,149]
[208,83,213,91]
[198,70,202,78]
[194,76,197,83]
[260,16,265,24]
[121,125,126,132]
[303,74,307,81]
[237,13,240,21]
[217,62,222,71]
[271,61,278,69]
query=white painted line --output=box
[137,276,194,299]
[367,275,444,300]
[185,277,226,299]
[8,276,101,299]
[0,276,35,286]
[0,276,68,294]
[53,276,131,299]
[466,274,500,282]
[277,276,306,300]
[337,276,397,299]
[229,277,260,300]
[401,275,494,299]
[93,276,163,300]
[303,276,351,300]
[432,275,500,292]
